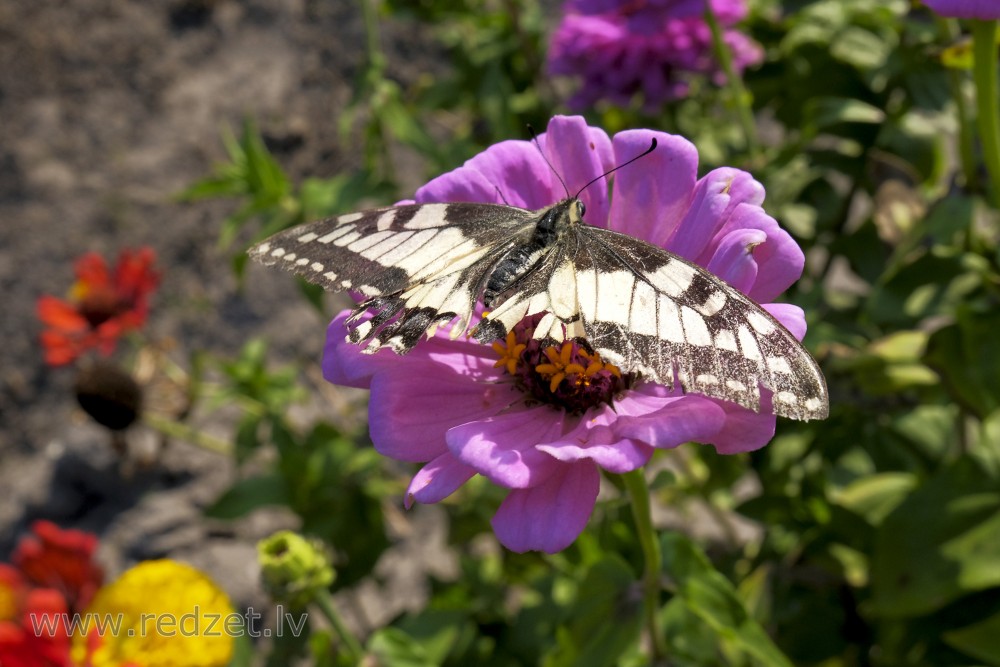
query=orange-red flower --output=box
[0,571,72,667]
[37,248,159,366]
[13,521,104,613]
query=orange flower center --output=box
[491,313,628,414]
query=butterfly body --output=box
[249,198,829,421]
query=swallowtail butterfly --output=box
[249,162,828,422]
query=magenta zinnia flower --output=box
[922,0,1000,19]
[323,115,806,553]
[547,0,763,110]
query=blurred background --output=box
[3,0,1000,665]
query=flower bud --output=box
[257,531,334,608]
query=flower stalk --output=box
[621,469,666,661]
[704,2,759,159]
[972,19,1000,206]
[938,17,980,190]
[314,588,365,661]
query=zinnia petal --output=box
[609,130,699,245]
[447,409,566,488]
[405,453,477,508]
[536,406,653,473]
[492,461,600,553]
[370,369,513,462]
[763,303,807,342]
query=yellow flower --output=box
[72,560,235,667]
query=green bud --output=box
[257,530,335,608]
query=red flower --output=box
[37,248,159,366]
[0,574,72,667]
[12,522,104,613]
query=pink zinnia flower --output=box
[547,0,763,110]
[323,115,807,553]
[922,0,1000,19]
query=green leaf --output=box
[661,533,794,667]
[943,611,1000,664]
[924,308,1000,418]
[830,472,918,526]
[830,26,892,71]
[205,472,290,519]
[806,97,885,130]
[368,627,439,667]
[226,633,255,667]
[870,458,1000,617]
[543,556,643,667]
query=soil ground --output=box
[0,0,446,628]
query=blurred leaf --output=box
[943,611,1000,664]
[972,410,1000,477]
[831,26,892,71]
[833,330,939,395]
[806,97,885,131]
[661,533,793,667]
[830,472,918,526]
[368,627,442,667]
[227,633,255,667]
[205,472,289,519]
[925,308,1000,418]
[395,610,478,665]
[940,38,974,70]
[544,557,642,667]
[870,457,1000,617]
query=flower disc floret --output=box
[323,115,808,553]
[493,312,627,414]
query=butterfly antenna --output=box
[574,138,658,199]
[527,124,570,199]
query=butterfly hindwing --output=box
[475,224,827,421]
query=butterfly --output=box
[248,157,828,422]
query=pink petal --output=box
[491,461,600,553]
[923,0,1000,19]
[322,312,395,389]
[609,130,699,245]
[706,228,766,294]
[700,203,804,303]
[369,369,513,462]
[536,406,653,473]
[704,395,777,454]
[763,303,807,342]
[446,409,565,488]
[668,167,762,260]
[613,391,727,448]
[543,115,613,225]
[416,140,557,209]
[405,453,477,508]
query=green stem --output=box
[143,413,232,455]
[973,19,1000,206]
[622,470,666,661]
[939,18,979,190]
[315,588,365,660]
[704,4,759,159]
